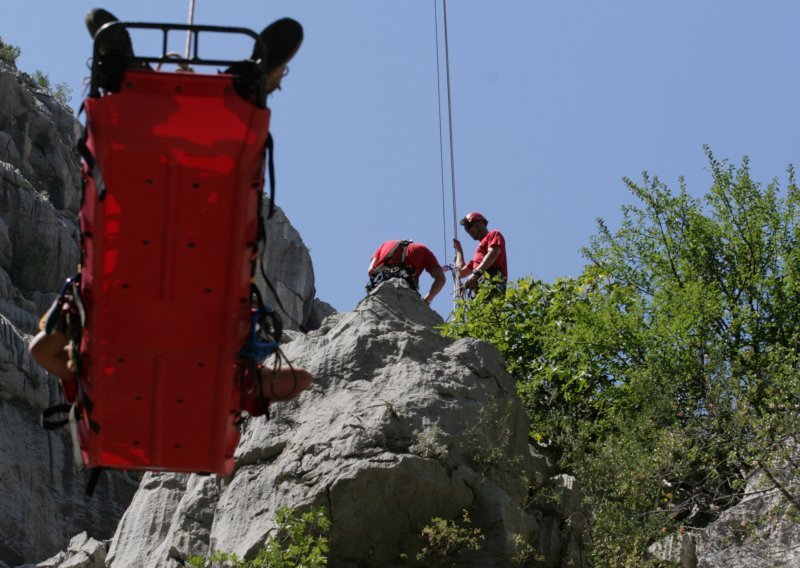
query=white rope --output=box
[434,0,464,301]
[184,0,196,59]
[442,0,458,241]
[434,1,448,263]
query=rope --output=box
[184,0,196,59]
[442,0,458,240]
[433,0,464,302]
[434,1,448,263]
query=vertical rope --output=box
[442,0,458,240]
[433,0,464,303]
[185,0,196,59]
[434,1,448,263]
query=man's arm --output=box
[453,239,470,277]
[29,330,75,382]
[464,245,501,289]
[476,245,501,273]
[423,264,447,304]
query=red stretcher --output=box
[68,23,276,476]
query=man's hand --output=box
[465,274,480,290]
[453,238,463,256]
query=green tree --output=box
[0,36,21,66]
[442,148,800,565]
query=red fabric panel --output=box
[78,69,270,474]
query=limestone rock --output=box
[0,62,81,212]
[691,465,800,568]
[102,280,588,568]
[649,441,800,568]
[0,62,138,568]
[306,297,337,331]
[0,160,80,305]
[36,532,108,568]
[257,205,317,331]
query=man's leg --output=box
[29,330,75,383]
[260,363,313,402]
[84,8,136,93]
[254,18,304,95]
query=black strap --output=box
[77,123,108,202]
[373,240,413,273]
[41,403,74,430]
[86,467,104,497]
[366,266,419,292]
[266,133,275,219]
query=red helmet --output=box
[460,212,488,227]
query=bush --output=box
[186,506,330,567]
[0,36,21,66]
[442,148,800,565]
[417,510,484,567]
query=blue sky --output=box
[4,1,799,319]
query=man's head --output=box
[460,212,488,240]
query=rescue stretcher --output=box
[56,22,281,476]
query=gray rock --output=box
[0,161,80,298]
[0,66,81,212]
[257,205,317,331]
[36,532,108,568]
[691,467,800,568]
[649,440,800,568]
[0,64,128,566]
[306,297,337,331]
[103,280,588,568]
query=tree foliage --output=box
[0,36,21,67]
[186,506,330,568]
[442,148,800,565]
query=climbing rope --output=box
[184,0,196,59]
[434,1,448,265]
[433,0,464,302]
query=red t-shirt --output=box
[371,241,441,285]
[466,230,507,279]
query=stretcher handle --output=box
[90,22,266,96]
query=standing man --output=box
[367,240,447,304]
[453,212,508,292]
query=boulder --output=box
[103,280,588,568]
[649,440,800,568]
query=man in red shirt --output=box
[367,240,446,304]
[453,212,508,292]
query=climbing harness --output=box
[366,240,419,292]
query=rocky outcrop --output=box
[0,59,323,567]
[690,468,800,568]
[0,62,81,213]
[0,61,136,568]
[257,205,319,331]
[94,280,588,568]
[649,442,800,568]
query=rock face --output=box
[98,280,588,568]
[0,62,81,213]
[648,443,800,568]
[693,458,800,568]
[0,61,136,567]
[257,205,317,331]
[0,60,323,566]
